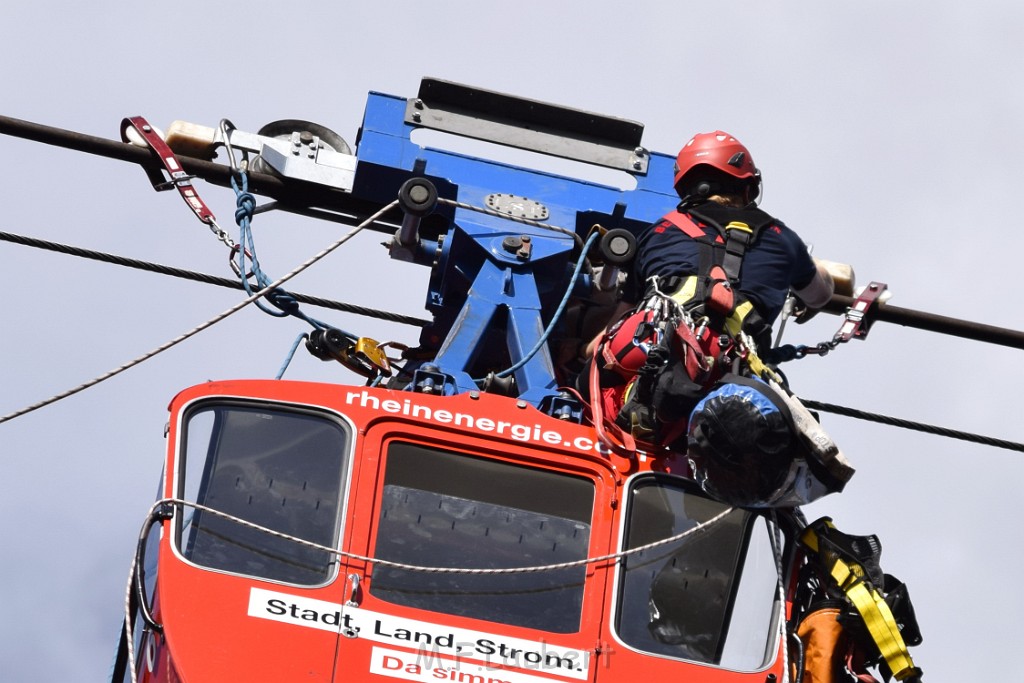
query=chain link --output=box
[206,217,238,251]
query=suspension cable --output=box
[0,201,398,425]
[800,398,1024,453]
[0,230,429,326]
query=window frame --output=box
[366,438,598,634]
[170,397,356,588]
[610,472,785,670]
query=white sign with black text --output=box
[247,587,591,680]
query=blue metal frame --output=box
[350,89,681,407]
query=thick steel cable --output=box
[0,201,398,425]
[0,230,429,327]
[800,398,1024,453]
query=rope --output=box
[156,497,734,575]
[768,511,790,683]
[0,201,398,425]
[118,496,732,681]
[0,231,430,326]
[232,171,335,332]
[276,332,310,379]
[123,548,139,683]
[5,227,1022,454]
[800,398,1024,453]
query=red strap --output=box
[661,210,707,239]
[834,282,888,343]
[120,116,217,225]
[703,264,735,315]
[588,335,636,458]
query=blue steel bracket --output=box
[352,82,682,406]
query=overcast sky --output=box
[1,2,1022,681]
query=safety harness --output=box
[794,518,923,683]
[660,202,779,344]
[590,203,782,450]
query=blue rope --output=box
[276,332,310,379]
[229,170,368,379]
[230,172,348,331]
[494,231,601,379]
[232,172,290,318]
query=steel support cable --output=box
[800,398,1024,453]
[4,114,1022,348]
[0,201,399,425]
[0,114,400,231]
[5,230,1024,452]
[0,230,429,327]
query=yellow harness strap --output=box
[800,524,920,681]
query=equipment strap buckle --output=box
[834,281,888,344]
[120,115,217,225]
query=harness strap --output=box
[659,208,772,320]
[588,332,637,457]
[120,116,217,225]
[721,220,754,284]
[800,521,922,682]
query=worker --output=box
[581,130,835,446]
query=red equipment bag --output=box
[598,309,660,384]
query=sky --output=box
[1,2,1022,681]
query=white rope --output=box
[119,497,733,680]
[123,551,139,683]
[0,201,398,425]
[768,511,790,683]
[153,496,734,575]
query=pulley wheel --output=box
[257,119,351,155]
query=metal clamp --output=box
[121,116,217,225]
[834,282,888,343]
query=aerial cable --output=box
[800,397,1024,453]
[3,229,1022,453]
[0,200,399,425]
[0,230,430,327]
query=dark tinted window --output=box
[370,442,594,633]
[616,476,780,669]
[178,403,350,585]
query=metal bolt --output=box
[299,131,314,145]
[409,184,430,204]
[142,125,152,133]
[634,146,645,157]
[412,112,422,123]
[414,99,424,109]
[609,235,630,256]
[633,161,642,170]
[521,235,531,243]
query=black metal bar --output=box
[3,113,1023,350]
[822,295,1024,350]
[0,114,398,231]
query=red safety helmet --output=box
[673,131,759,193]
